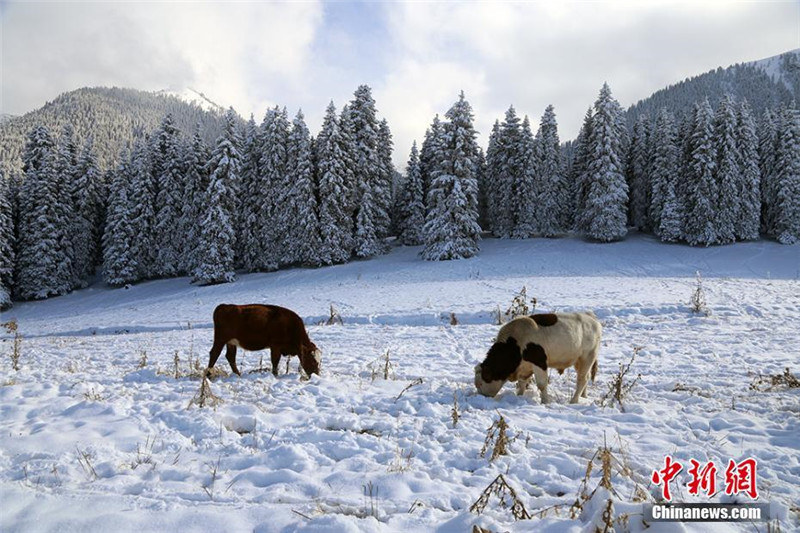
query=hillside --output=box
[626,48,799,124]
[1,236,798,532]
[0,87,227,174]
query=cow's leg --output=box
[532,366,550,404]
[515,376,531,396]
[207,339,225,374]
[581,346,600,398]
[225,344,241,376]
[270,348,281,377]
[571,357,593,404]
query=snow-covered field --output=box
[1,235,799,532]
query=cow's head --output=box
[474,337,523,397]
[299,341,321,376]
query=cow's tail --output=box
[591,359,598,383]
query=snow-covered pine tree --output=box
[771,107,800,244]
[420,115,443,201]
[128,133,158,280]
[493,107,525,238]
[283,110,321,266]
[0,171,14,309]
[338,104,359,232]
[571,107,594,229]
[735,100,761,241]
[512,115,537,238]
[376,119,395,238]
[649,108,681,240]
[758,108,779,234]
[152,113,186,277]
[484,120,501,233]
[238,115,262,271]
[578,84,629,242]
[55,125,78,289]
[257,107,290,271]
[475,145,489,229]
[713,95,740,244]
[16,126,74,299]
[658,181,683,243]
[398,141,425,245]
[627,114,651,230]
[193,115,240,285]
[316,101,353,264]
[421,91,482,260]
[102,154,139,286]
[350,85,387,257]
[71,137,104,286]
[534,105,566,236]
[684,98,719,246]
[178,124,210,275]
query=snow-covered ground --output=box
[1,234,798,532]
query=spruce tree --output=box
[494,107,525,238]
[0,172,14,309]
[484,120,501,233]
[193,116,239,285]
[534,105,566,236]
[238,115,262,270]
[420,115,443,200]
[649,109,681,239]
[16,126,73,299]
[658,181,683,243]
[102,156,139,286]
[571,107,594,229]
[578,84,629,242]
[152,114,184,277]
[316,102,353,264]
[713,95,740,244]
[422,92,482,260]
[684,99,719,246]
[398,141,425,245]
[129,134,157,279]
[512,115,537,238]
[257,107,290,271]
[376,119,395,238]
[758,109,779,234]
[71,137,104,286]
[735,101,761,241]
[178,124,210,275]
[628,114,651,230]
[771,107,800,244]
[338,104,359,233]
[55,125,78,289]
[350,85,387,257]
[283,110,321,266]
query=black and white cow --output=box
[474,312,602,404]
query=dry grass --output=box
[469,474,531,520]
[504,286,537,322]
[394,378,423,401]
[323,304,343,326]
[480,413,513,462]
[750,368,800,392]
[451,392,460,428]
[188,377,223,409]
[2,320,21,371]
[599,347,642,412]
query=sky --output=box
[1,1,799,168]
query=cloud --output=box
[1,1,323,117]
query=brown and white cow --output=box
[474,312,601,404]
[207,304,321,377]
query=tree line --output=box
[1,83,798,310]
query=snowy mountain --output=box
[0,87,227,173]
[748,48,800,97]
[626,48,797,125]
[0,113,15,125]
[154,87,226,114]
